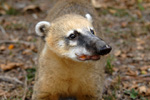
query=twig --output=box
[139,74,150,77]
[0,76,23,85]
[0,25,6,35]
[121,76,150,82]
[22,70,28,100]
[0,40,35,45]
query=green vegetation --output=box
[5,23,27,30]
[124,89,138,99]
[124,88,148,100]
[105,56,114,75]
[6,7,19,15]
[26,67,36,80]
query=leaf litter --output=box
[0,0,150,99]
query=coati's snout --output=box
[94,39,112,55]
[75,30,112,61]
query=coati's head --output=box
[35,14,111,61]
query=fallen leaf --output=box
[126,69,137,76]
[114,50,121,56]
[120,53,127,58]
[0,63,23,71]
[91,0,102,8]
[137,45,144,50]
[148,68,150,72]
[0,9,6,15]
[8,44,14,50]
[135,10,142,18]
[139,65,150,71]
[0,45,6,51]
[109,9,116,14]
[23,5,41,13]
[141,70,147,75]
[136,38,145,45]
[2,3,11,11]
[27,36,33,41]
[22,49,32,55]
[91,0,107,8]
[146,88,150,96]
[121,22,127,28]
[138,86,147,94]
[0,89,9,96]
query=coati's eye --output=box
[68,30,79,40]
[90,29,95,35]
[68,33,77,40]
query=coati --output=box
[32,0,112,100]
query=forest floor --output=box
[0,0,150,100]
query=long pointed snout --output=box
[79,33,112,56]
[95,39,112,55]
[97,45,112,55]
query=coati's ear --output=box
[35,21,50,37]
[85,13,93,23]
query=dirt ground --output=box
[0,0,150,100]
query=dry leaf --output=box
[0,45,6,51]
[8,44,14,50]
[113,67,119,72]
[121,22,127,28]
[138,86,147,94]
[136,38,145,45]
[135,10,142,18]
[0,9,6,15]
[140,65,150,71]
[23,5,41,13]
[22,49,32,55]
[0,89,9,96]
[148,68,150,72]
[2,3,11,11]
[146,88,150,96]
[120,53,127,58]
[141,70,147,75]
[126,69,137,76]
[91,0,107,8]
[137,45,144,50]
[109,9,116,14]
[91,0,102,8]
[114,50,121,56]
[0,63,23,71]
[129,83,138,90]
[27,36,32,41]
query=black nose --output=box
[98,45,112,55]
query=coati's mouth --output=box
[75,54,100,61]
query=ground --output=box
[0,0,150,100]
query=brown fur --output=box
[32,0,106,100]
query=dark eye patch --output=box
[68,34,76,40]
[90,29,95,35]
[68,30,80,40]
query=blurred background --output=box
[0,0,150,100]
